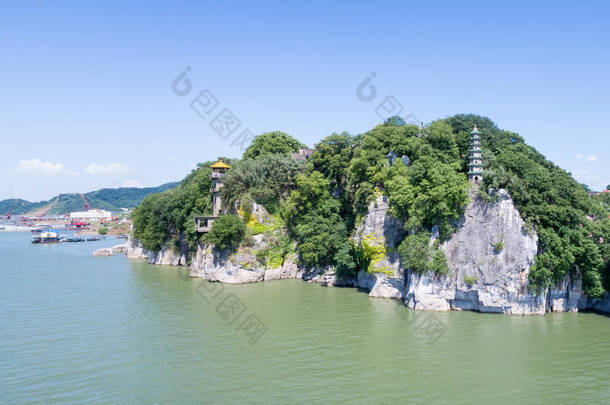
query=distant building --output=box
[69,209,112,220]
[467,124,483,184]
[292,148,314,162]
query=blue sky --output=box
[1,0,609,201]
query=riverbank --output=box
[0,224,31,232]
[122,190,610,316]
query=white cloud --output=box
[85,162,132,175]
[16,159,78,176]
[575,154,600,162]
[121,179,144,188]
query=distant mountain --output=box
[0,182,179,216]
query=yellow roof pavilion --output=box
[210,159,231,169]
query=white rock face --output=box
[264,257,299,281]
[358,271,405,299]
[354,194,405,299]
[125,235,187,265]
[111,243,128,254]
[126,237,148,260]
[148,246,188,266]
[94,243,129,257]
[93,247,113,256]
[405,188,546,314]
[190,244,265,283]
[547,275,587,312]
[299,267,355,287]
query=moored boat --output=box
[38,231,60,244]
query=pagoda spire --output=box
[467,124,483,184]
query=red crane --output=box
[79,193,91,210]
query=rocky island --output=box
[124,115,610,315]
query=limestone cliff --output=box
[190,203,300,283]
[356,189,610,315]
[404,188,545,314]
[126,235,188,266]
[353,194,405,299]
[125,190,610,315]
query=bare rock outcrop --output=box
[126,236,148,260]
[405,188,545,314]
[93,247,114,257]
[111,243,128,254]
[190,244,265,283]
[353,194,405,299]
[264,255,299,281]
[299,267,355,287]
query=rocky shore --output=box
[121,190,610,315]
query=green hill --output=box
[0,182,179,216]
[131,118,610,298]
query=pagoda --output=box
[195,158,230,233]
[467,125,483,184]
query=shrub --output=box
[463,275,477,287]
[398,232,449,275]
[493,238,504,253]
[206,214,246,250]
[98,226,108,235]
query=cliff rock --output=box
[190,244,265,283]
[405,188,545,314]
[126,236,148,260]
[354,194,405,299]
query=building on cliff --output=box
[194,159,230,233]
[291,147,314,162]
[467,124,483,184]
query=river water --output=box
[1,231,609,404]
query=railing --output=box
[210,172,224,179]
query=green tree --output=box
[384,115,406,126]
[444,113,608,297]
[283,172,349,269]
[386,155,469,239]
[206,214,246,250]
[221,154,302,211]
[242,131,303,160]
[398,232,449,275]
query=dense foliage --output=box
[280,119,469,277]
[397,232,449,275]
[443,114,610,298]
[283,171,352,271]
[132,162,218,252]
[206,214,246,250]
[221,154,302,211]
[242,131,304,160]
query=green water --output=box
[0,231,609,404]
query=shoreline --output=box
[0,224,32,232]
